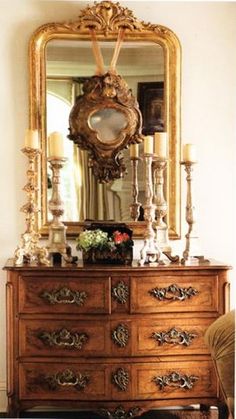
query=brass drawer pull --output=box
[40,287,88,306]
[112,324,129,348]
[38,328,88,350]
[151,327,198,346]
[112,368,129,391]
[112,281,129,304]
[153,371,199,390]
[149,283,199,301]
[45,369,89,390]
[99,406,141,419]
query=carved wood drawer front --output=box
[133,360,217,400]
[19,360,217,401]
[18,276,111,314]
[131,275,218,313]
[19,363,107,400]
[19,319,110,357]
[133,317,213,356]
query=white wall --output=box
[0,0,236,412]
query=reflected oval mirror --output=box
[29,0,181,238]
[89,108,128,143]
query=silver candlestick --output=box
[181,161,205,263]
[48,157,77,264]
[14,147,50,266]
[139,153,163,266]
[129,156,142,221]
[152,157,171,253]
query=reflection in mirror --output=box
[46,40,164,222]
[89,108,128,143]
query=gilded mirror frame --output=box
[29,0,181,238]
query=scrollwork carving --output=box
[99,405,141,419]
[112,281,129,304]
[40,287,88,306]
[149,283,199,301]
[151,327,198,347]
[153,371,199,390]
[38,328,88,350]
[112,323,129,347]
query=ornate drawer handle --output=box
[112,324,129,347]
[40,287,88,306]
[112,281,129,304]
[149,283,199,301]
[112,368,129,391]
[151,327,198,346]
[99,406,141,419]
[38,328,88,350]
[45,369,89,390]
[153,371,199,390]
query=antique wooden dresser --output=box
[4,259,231,418]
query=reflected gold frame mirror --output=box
[29,0,181,238]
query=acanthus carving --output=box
[99,405,141,419]
[38,328,88,350]
[149,283,199,301]
[40,287,88,306]
[151,327,198,347]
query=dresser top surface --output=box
[3,258,231,272]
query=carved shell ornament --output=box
[68,1,144,183]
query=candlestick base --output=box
[48,224,78,264]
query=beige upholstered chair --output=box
[204,310,235,419]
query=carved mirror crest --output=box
[29,0,181,238]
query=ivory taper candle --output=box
[130,143,139,158]
[144,136,153,154]
[24,129,39,149]
[183,143,197,163]
[154,132,168,158]
[48,131,65,158]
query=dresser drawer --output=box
[19,360,217,401]
[19,319,110,357]
[18,275,111,314]
[133,360,217,400]
[131,275,218,313]
[133,317,212,356]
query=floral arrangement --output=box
[76,229,133,253]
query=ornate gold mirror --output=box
[29,0,181,238]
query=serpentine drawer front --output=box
[4,261,230,417]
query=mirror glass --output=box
[89,109,128,143]
[46,40,164,223]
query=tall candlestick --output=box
[24,129,39,149]
[183,143,197,163]
[154,132,168,158]
[48,132,65,158]
[144,136,153,154]
[130,143,139,158]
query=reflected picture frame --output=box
[137,81,164,135]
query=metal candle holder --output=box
[181,161,205,263]
[152,157,171,253]
[139,153,163,266]
[14,147,50,265]
[129,156,142,221]
[47,157,77,264]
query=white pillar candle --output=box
[144,135,153,154]
[130,143,139,158]
[24,129,39,149]
[48,131,65,158]
[183,143,197,163]
[154,132,168,158]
